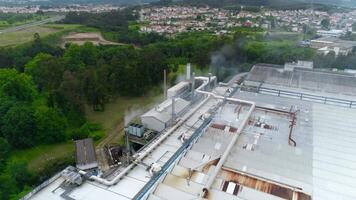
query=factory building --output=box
[141,98,190,132]
[310,37,356,56]
[23,62,356,200]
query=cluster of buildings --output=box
[138,6,269,35]
[310,36,356,56]
[265,9,356,34]
[23,61,356,200]
[0,4,121,13]
[139,6,356,36]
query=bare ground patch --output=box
[62,32,123,47]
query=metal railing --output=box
[256,86,356,109]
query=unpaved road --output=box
[96,122,124,172]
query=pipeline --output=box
[288,112,297,147]
[194,80,256,198]
[80,75,250,188]
[79,94,212,186]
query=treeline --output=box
[0,13,44,26]
[62,9,136,31]
[62,9,166,46]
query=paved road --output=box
[0,15,65,34]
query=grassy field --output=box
[85,88,163,145]
[0,15,51,30]
[0,24,77,47]
[9,142,74,173]
[0,24,98,47]
[0,26,59,46]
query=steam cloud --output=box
[124,107,144,126]
[209,43,242,82]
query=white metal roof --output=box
[312,104,356,200]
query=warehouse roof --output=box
[246,64,356,97]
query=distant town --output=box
[0,4,121,13]
[138,6,356,36]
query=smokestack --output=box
[164,69,167,99]
[171,98,175,125]
[191,72,195,99]
[186,63,191,81]
[125,131,131,161]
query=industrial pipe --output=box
[195,82,256,198]
[80,75,252,188]
[80,95,212,186]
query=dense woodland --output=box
[0,6,356,199]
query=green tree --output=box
[5,160,32,191]
[0,173,18,200]
[63,43,98,71]
[1,104,36,148]
[0,137,10,165]
[321,19,330,30]
[82,67,108,111]
[25,53,65,106]
[0,69,37,102]
[140,45,167,85]
[35,106,68,144]
[56,70,86,127]
[0,96,16,134]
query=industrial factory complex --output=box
[23,61,356,200]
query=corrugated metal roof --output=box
[75,138,98,170]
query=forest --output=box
[1,6,356,199]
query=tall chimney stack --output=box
[186,63,191,81]
[191,72,195,99]
[164,69,167,99]
[171,98,175,125]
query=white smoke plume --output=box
[124,107,144,126]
